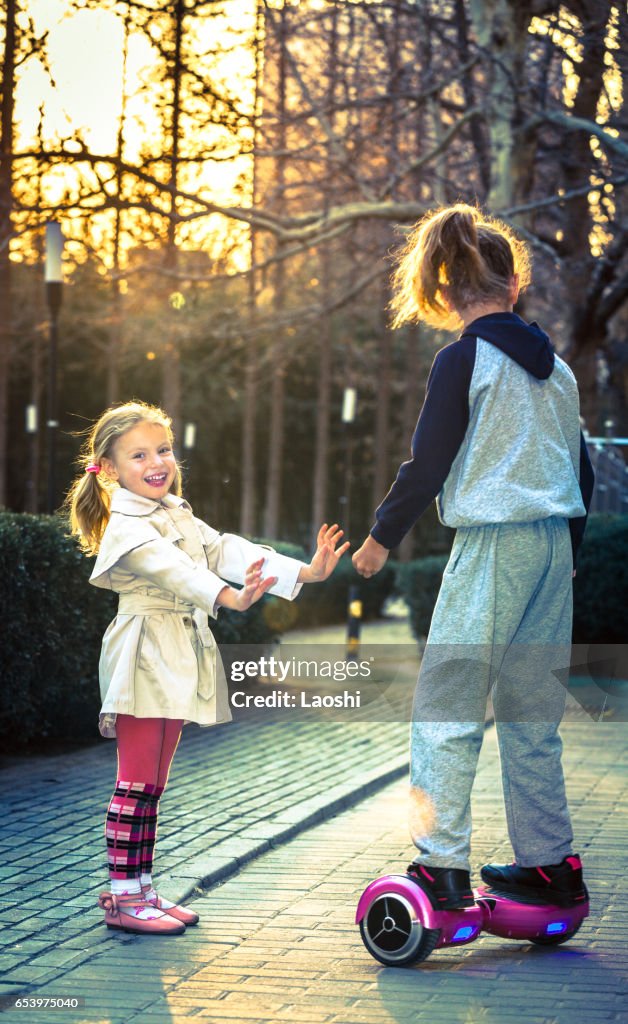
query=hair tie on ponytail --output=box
[86,464,101,474]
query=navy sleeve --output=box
[370,337,476,549]
[569,433,595,567]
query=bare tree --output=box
[4,0,626,530]
[240,0,264,536]
[0,0,17,508]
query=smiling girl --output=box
[66,401,348,936]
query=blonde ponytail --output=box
[389,203,532,331]
[65,468,114,556]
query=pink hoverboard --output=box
[356,874,589,966]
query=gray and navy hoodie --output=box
[370,312,594,565]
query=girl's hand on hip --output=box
[352,535,389,578]
[299,523,350,583]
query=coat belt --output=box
[118,592,194,614]
[117,593,215,649]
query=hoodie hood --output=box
[461,312,555,380]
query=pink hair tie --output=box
[86,464,101,474]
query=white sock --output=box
[111,879,141,895]
[140,872,178,909]
[108,878,161,920]
[143,885,177,909]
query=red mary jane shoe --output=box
[98,891,186,935]
[141,884,200,926]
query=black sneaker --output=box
[480,855,587,907]
[406,863,475,910]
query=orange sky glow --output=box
[14,0,258,271]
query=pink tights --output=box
[106,716,183,880]
[115,714,183,787]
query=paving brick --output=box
[1,617,626,1024]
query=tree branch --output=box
[528,109,628,161]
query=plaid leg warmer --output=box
[105,780,154,880]
[140,784,165,878]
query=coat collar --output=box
[110,487,191,517]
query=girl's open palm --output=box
[305,524,350,582]
[233,558,278,611]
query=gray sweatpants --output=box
[410,517,575,871]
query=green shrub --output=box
[396,555,448,640]
[249,537,395,628]
[0,512,399,749]
[573,514,628,643]
[0,515,298,749]
[0,512,117,747]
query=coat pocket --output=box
[189,615,216,700]
[136,614,200,705]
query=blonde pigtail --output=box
[65,461,113,556]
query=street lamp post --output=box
[340,385,357,533]
[340,387,361,661]
[183,422,197,452]
[183,420,196,502]
[45,222,63,514]
[25,403,38,512]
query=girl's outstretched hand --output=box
[217,558,279,612]
[299,524,350,584]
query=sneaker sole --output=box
[480,874,588,909]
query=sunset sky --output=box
[10,1,623,268]
[13,0,257,266]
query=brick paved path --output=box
[1,716,626,1024]
[0,620,414,1006]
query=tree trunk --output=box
[372,279,393,511]
[108,10,132,407]
[311,3,338,548]
[263,1,288,539]
[162,0,184,442]
[453,0,490,196]
[240,261,258,536]
[240,0,264,537]
[560,0,612,426]
[263,338,285,539]
[372,7,401,517]
[468,0,533,210]
[398,325,424,562]
[0,0,16,507]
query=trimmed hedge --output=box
[288,555,396,628]
[0,515,395,749]
[572,514,628,643]
[0,516,292,748]
[395,555,448,640]
[397,515,628,644]
[0,512,117,747]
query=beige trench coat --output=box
[90,488,304,738]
